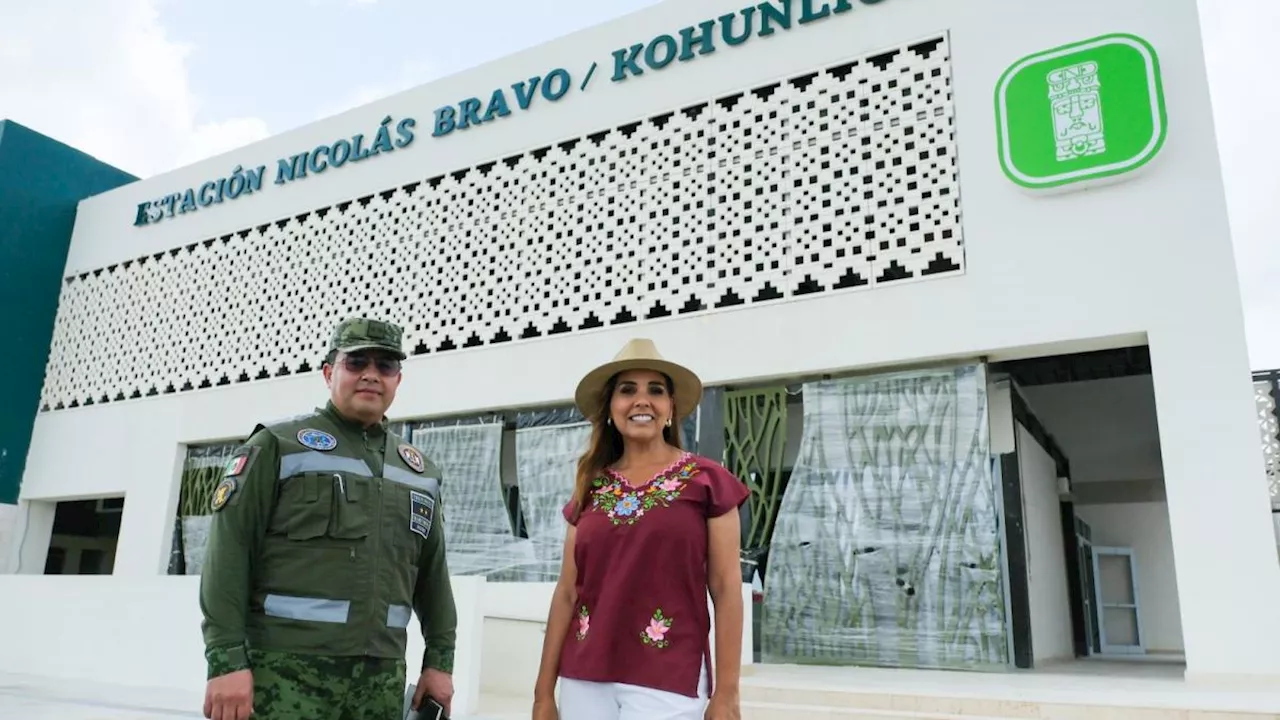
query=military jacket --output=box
[199,402,456,679]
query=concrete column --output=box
[0,503,18,573]
[4,501,55,575]
[1149,327,1280,681]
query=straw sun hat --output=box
[573,338,704,423]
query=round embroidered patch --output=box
[297,428,338,451]
[398,443,425,473]
[211,477,237,511]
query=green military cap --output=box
[329,317,407,360]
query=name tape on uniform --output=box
[410,490,435,539]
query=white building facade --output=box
[2,0,1276,711]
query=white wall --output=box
[9,0,1278,682]
[0,574,487,716]
[1077,502,1185,654]
[1018,425,1075,665]
[0,573,750,705]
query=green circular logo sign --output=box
[995,33,1168,192]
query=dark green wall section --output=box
[0,120,136,504]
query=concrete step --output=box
[741,686,1039,718]
[21,664,1252,720]
[737,668,1280,720]
[741,698,1278,719]
[472,687,1280,720]
[742,700,1011,720]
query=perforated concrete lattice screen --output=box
[1256,377,1280,506]
[41,35,964,411]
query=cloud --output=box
[307,58,443,128]
[175,117,272,168]
[0,0,269,179]
[1199,0,1280,369]
[1,0,1273,370]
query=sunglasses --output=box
[337,354,402,377]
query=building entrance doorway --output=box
[991,343,1183,670]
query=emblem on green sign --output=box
[996,34,1167,191]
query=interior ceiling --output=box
[995,345,1152,387]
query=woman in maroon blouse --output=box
[532,338,750,720]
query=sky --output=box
[2,0,1277,370]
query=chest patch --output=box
[398,443,426,473]
[409,490,435,539]
[297,428,338,451]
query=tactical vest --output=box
[244,408,443,659]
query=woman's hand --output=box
[531,695,559,720]
[704,690,741,720]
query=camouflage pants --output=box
[248,650,406,720]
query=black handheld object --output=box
[402,684,447,720]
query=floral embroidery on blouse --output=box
[641,608,673,649]
[589,456,700,526]
[576,605,590,641]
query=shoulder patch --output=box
[297,428,338,451]
[224,449,251,477]
[398,443,426,473]
[211,477,238,511]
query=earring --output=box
[607,418,612,426]
[666,417,673,427]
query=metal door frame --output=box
[1091,545,1146,655]
[1076,531,1098,656]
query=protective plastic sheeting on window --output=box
[761,364,1009,670]
[515,418,591,582]
[407,422,536,581]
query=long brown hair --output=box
[569,371,684,522]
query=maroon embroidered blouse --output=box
[558,452,750,699]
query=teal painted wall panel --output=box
[0,120,136,504]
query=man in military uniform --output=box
[200,318,456,720]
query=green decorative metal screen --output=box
[170,442,241,575]
[761,364,1009,670]
[723,387,789,553]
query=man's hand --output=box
[203,669,253,720]
[413,668,454,716]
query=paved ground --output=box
[0,675,204,720]
[0,673,527,720]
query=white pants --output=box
[559,663,708,720]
